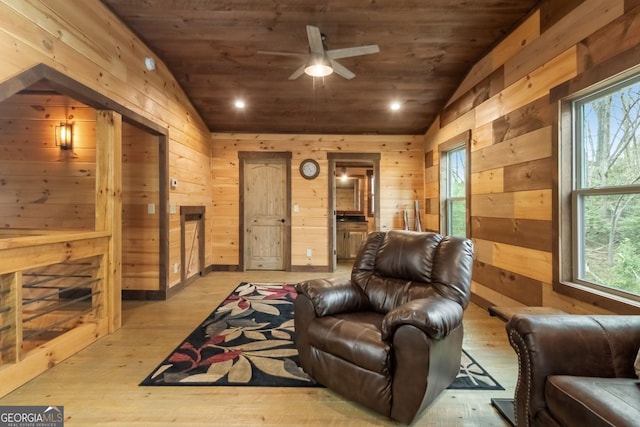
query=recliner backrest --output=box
[351,230,473,313]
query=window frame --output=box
[439,131,471,237]
[555,63,640,313]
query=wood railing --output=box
[0,230,112,397]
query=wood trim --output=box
[438,130,471,152]
[122,289,166,301]
[470,293,494,311]
[158,134,169,298]
[366,169,374,217]
[552,281,640,314]
[166,282,186,300]
[238,151,293,159]
[327,152,381,271]
[327,153,382,161]
[208,265,242,272]
[285,152,292,271]
[0,64,49,104]
[290,265,332,273]
[238,156,246,272]
[438,130,472,236]
[0,64,166,136]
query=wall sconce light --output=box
[55,123,73,150]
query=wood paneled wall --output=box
[168,131,211,286]
[211,133,424,269]
[121,123,160,291]
[0,0,212,291]
[0,98,162,293]
[0,93,96,229]
[425,0,639,314]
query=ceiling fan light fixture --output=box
[304,56,333,77]
[259,25,378,80]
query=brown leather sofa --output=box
[294,230,474,424]
[507,314,640,427]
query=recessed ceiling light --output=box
[390,101,401,111]
[234,99,246,109]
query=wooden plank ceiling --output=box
[100,0,541,135]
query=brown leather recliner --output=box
[294,230,474,424]
[507,314,640,427]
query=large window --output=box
[565,74,640,300]
[441,144,467,237]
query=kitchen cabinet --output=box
[336,221,368,260]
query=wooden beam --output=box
[96,110,122,332]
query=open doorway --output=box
[327,153,380,271]
[0,64,170,299]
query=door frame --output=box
[327,152,381,271]
[238,151,292,271]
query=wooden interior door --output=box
[243,157,288,270]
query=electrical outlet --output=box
[147,203,155,214]
[173,263,180,273]
[293,204,299,213]
[306,248,312,257]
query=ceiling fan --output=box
[258,25,380,80]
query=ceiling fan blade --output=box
[306,25,325,54]
[288,64,306,80]
[329,59,355,80]
[257,50,307,58]
[326,44,380,59]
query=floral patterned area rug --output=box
[140,282,503,390]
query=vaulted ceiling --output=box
[100,0,541,135]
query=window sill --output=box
[554,280,640,314]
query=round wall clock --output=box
[299,159,320,180]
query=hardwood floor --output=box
[0,266,518,426]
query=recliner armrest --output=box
[381,296,463,341]
[295,278,370,317]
